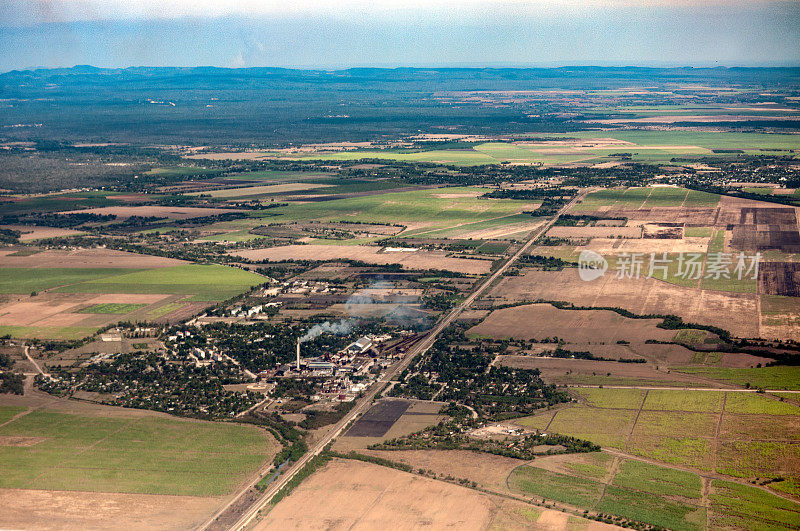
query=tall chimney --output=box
[296,340,301,371]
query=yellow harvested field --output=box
[230,245,492,274]
[0,488,219,531]
[258,459,495,530]
[584,238,708,254]
[547,226,643,239]
[361,449,523,492]
[0,225,85,241]
[0,293,170,327]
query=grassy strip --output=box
[269,452,332,505]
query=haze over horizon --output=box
[1,0,799,72]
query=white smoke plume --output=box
[299,319,353,343]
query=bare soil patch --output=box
[0,248,185,269]
[363,448,524,492]
[759,262,800,297]
[468,303,675,343]
[0,488,220,531]
[256,459,496,530]
[345,399,410,437]
[584,237,706,254]
[731,207,800,252]
[496,356,715,387]
[548,226,642,239]
[0,225,85,241]
[491,269,759,338]
[231,245,491,274]
[0,436,45,447]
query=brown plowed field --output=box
[468,303,676,343]
[0,248,185,269]
[490,269,759,338]
[759,262,800,297]
[230,245,492,274]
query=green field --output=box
[510,451,800,530]
[685,226,714,238]
[642,389,725,413]
[612,459,702,499]
[277,132,800,167]
[54,264,264,301]
[596,486,705,531]
[0,406,275,496]
[77,303,147,314]
[246,187,538,233]
[0,268,136,294]
[723,393,800,415]
[516,388,799,487]
[509,465,603,507]
[572,387,646,409]
[675,366,800,390]
[572,186,720,213]
[510,459,707,530]
[563,130,800,152]
[0,264,263,301]
[710,480,800,530]
[145,301,187,319]
[0,325,99,341]
[1,191,119,216]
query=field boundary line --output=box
[712,392,727,474]
[637,187,654,210]
[625,389,648,451]
[601,448,800,505]
[543,409,559,432]
[0,406,38,429]
[591,455,619,510]
[678,188,690,208]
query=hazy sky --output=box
[1,0,798,71]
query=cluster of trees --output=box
[0,212,116,227]
[36,351,257,419]
[371,416,599,460]
[0,372,24,395]
[391,326,570,419]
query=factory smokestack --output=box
[296,339,301,371]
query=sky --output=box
[0,0,798,71]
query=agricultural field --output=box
[513,388,800,495]
[0,395,277,529]
[1,67,799,530]
[0,249,265,339]
[508,457,711,531]
[0,404,275,496]
[214,131,800,167]
[467,303,677,344]
[259,457,610,530]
